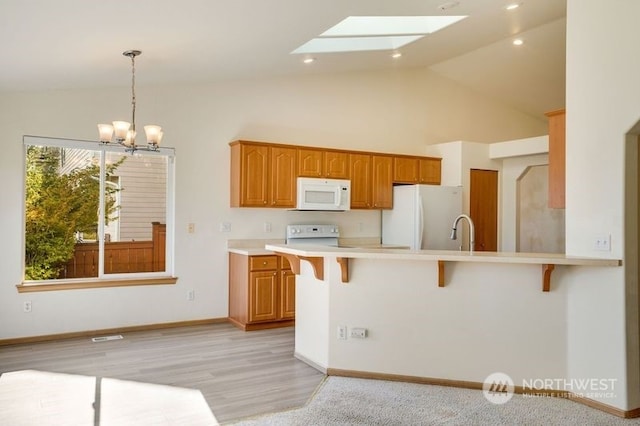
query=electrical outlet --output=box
[23,301,32,313]
[187,290,195,301]
[188,223,195,234]
[594,234,611,251]
[350,327,368,338]
[220,222,231,232]
[264,222,272,233]
[337,325,347,340]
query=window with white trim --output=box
[23,136,175,283]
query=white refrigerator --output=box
[382,185,463,250]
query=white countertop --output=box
[227,247,276,256]
[264,243,621,267]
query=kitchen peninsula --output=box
[265,243,621,398]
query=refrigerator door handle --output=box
[417,194,424,249]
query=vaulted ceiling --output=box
[0,0,566,119]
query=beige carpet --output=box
[0,370,218,425]
[228,376,640,425]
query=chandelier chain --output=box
[130,54,136,133]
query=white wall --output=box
[0,67,546,340]
[296,257,568,387]
[565,0,640,410]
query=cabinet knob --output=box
[273,272,277,276]
[263,261,267,265]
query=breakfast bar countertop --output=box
[264,244,622,267]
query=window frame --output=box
[18,135,177,291]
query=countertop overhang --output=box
[265,244,622,292]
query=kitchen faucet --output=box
[450,214,475,252]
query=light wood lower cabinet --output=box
[229,253,295,330]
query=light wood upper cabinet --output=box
[230,141,296,208]
[231,140,441,209]
[394,157,420,183]
[298,148,349,179]
[298,148,324,177]
[230,142,269,207]
[269,146,297,207]
[349,153,372,209]
[324,151,349,179]
[394,156,441,185]
[419,158,441,185]
[372,155,393,209]
[546,109,565,209]
[349,154,392,209]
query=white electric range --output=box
[286,224,339,246]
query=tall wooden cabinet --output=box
[229,253,295,331]
[230,141,297,208]
[545,109,566,208]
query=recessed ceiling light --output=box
[512,38,524,46]
[391,52,402,59]
[303,57,315,64]
[506,3,521,10]
[438,1,460,10]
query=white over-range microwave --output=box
[295,177,351,211]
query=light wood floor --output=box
[0,323,325,423]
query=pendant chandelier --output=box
[98,50,163,153]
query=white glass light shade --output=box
[124,129,136,146]
[112,121,131,142]
[144,125,163,145]
[97,124,114,142]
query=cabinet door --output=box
[280,270,296,320]
[270,146,297,207]
[349,154,372,208]
[419,158,441,185]
[249,271,278,322]
[546,109,565,208]
[393,157,419,183]
[324,151,350,179]
[240,144,269,207]
[372,155,393,209]
[298,148,323,177]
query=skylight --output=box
[320,16,467,37]
[291,36,424,54]
[291,15,468,54]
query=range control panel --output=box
[286,224,339,240]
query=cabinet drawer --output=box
[250,255,279,271]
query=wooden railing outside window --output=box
[61,222,166,278]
